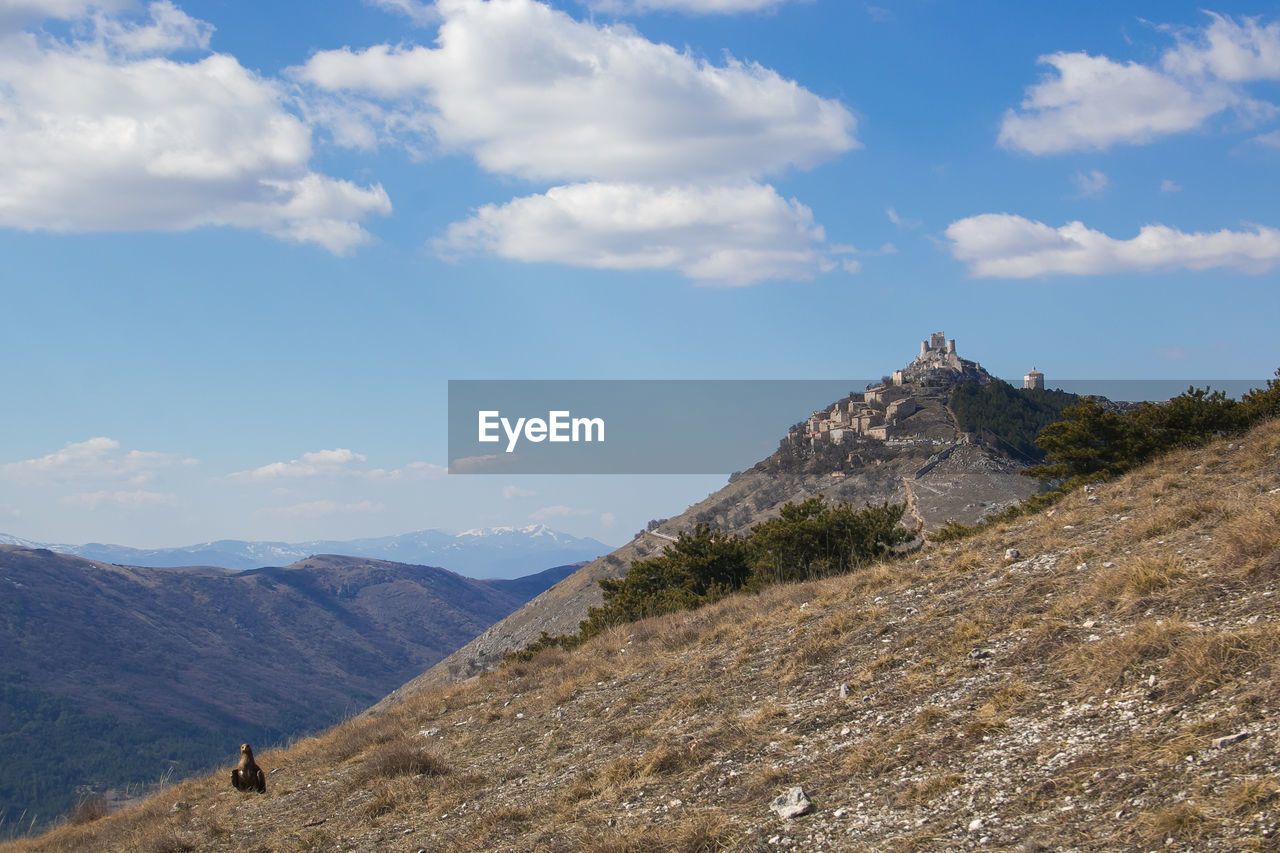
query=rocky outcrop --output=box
[374,365,1040,706]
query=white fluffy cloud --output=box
[1162,12,1280,82]
[437,181,832,285]
[998,52,1238,154]
[584,0,798,14]
[1071,169,1109,199]
[363,0,439,26]
[296,0,854,183]
[62,489,177,510]
[0,0,128,30]
[0,3,389,252]
[946,213,1280,278]
[1000,13,1280,154]
[95,0,213,54]
[1253,130,1280,148]
[886,206,920,229]
[294,0,854,284]
[230,449,369,481]
[230,450,445,482]
[380,461,447,480]
[0,437,193,485]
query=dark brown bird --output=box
[231,743,266,793]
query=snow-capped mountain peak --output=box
[0,525,609,579]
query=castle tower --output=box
[946,338,956,355]
[929,331,946,351]
[1024,367,1044,390]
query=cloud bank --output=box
[61,490,178,510]
[946,213,1280,278]
[437,181,831,285]
[1000,12,1280,154]
[0,2,389,252]
[582,0,802,17]
[296,0,856,284]
[229,449,445,482]
[0,437,193,486]
[297,0,854,181]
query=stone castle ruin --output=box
[892,331,988,387]
[794,332,993,447]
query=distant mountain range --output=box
[0,546,582,832]
[0,524,610,578]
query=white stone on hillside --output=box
[770,786,813,819]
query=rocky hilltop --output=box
[385,333,1043,696]
[13,402,1277,852]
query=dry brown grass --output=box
[729,766,788,805]
[1086,555,1192,613]
[945,615,992,655]
[1133,801,1214,846]
[502,645,574,681]
[352,740,450,784]
[1222,499,1280,576]
[308,708,406,766]
[574,808,734,853]
[1162,626,1279,700]
[639,740,709,778]
[946,545,985,572]
[893,773,964,806]
[1060,618,1190,695]
[62,796,108,827]
[1222,776,1280,817]
[965,704,1009,738]
[885,831,941,853]
[1140,498,1227,539]
[914,705,948,728]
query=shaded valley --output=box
[0,549,577,833]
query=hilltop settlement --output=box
[797,331,1036,446]
[393,333,1056,688]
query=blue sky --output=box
[1,0,1278,549]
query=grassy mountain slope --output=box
[390,384,1038,697]
[15,418,1277,851]
[0,552,569,834]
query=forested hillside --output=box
[948,380,1079,461]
